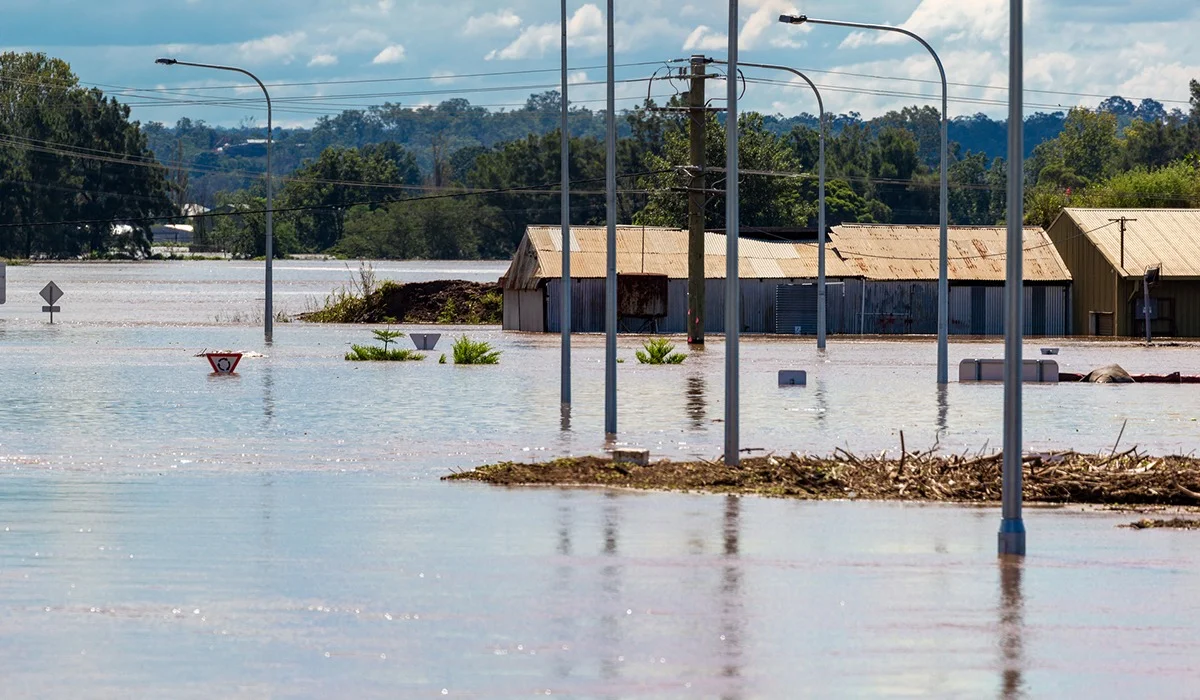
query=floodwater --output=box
[2,261,1199,698]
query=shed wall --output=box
[1049,216,1119,335]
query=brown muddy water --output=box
[2,261,1199,698]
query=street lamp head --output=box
[778,14,808,24]
[155,58,178,66]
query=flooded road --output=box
[2,261,1199,697]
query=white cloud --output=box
[237,32,307,63]
[333,29,389,51]
[839,0,1017,49]
[463,9,522,37]
[431,70,457,84]
[308,53,338,67]
[568,70,589,85]
[486,4,604,60]
[683,25,726,51]
[372,44,406,64]
[683,0,802,52]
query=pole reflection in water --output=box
[560,402,572,433]
[719,494,745,700]
[936,384,949,438]
[261,361,275,427]
[998,558,1026,699]
[686,374,708,431]
[814,379,828,425]
[553,493,576,682]
[599,492,623,686]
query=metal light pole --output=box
[156,58,274,343]
[779,14,949,382]
[604,0,618,437]
[712,60,826,349]
[999,0,1026,557]
[561,0,573,408]
[725,0,741,466]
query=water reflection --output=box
[261,362,276,427]
[998,559,1026,699]
[936,385,949,438]
[553,493,575,682]
[814,379,828,425]
[599,493,623,687]
[686,375,707,431]
[720,495,745,700]
[560,403,572,433]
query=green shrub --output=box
[439,353,447,364]
[636,338,687,365]
[345,345,425,362]
[452,335,501,365]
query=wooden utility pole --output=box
[1108,216,1137,337]
[687,55,707,345]
[1109,216,1137,271]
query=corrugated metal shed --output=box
[503,226,855,290]
[1058,209,1200,279]
[830,224,1072,282]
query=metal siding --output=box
[1064,209,1200,278]
[862,281,939,334]
[776,283,819,334]
[1049,214,1118,335]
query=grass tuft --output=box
[635,338,687,365]
[452,335,501,365]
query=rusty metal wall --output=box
[504,288,547,332]
[542,277,867,335]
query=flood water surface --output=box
[2,262,1199,697]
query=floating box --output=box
[778,370,808,386]
[959,359,1059,383]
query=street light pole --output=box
[725,0,740,466]
[779,14,949,381]
[999,0,1027,557]
[156,58,274,343]
[604,0,618,437]
[560,0,573,408]
[711,60,826,349]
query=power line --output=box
[0,169,669,230]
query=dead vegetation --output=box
[445,446,1200,507]
[1123,518,1200,530]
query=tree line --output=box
[2,50,1198,260]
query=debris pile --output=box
[446,449,1200,507]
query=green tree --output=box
[0,52,173,258]
[636,112,814,230]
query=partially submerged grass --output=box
[345,345,425,362]
[636,338,686,365]
[1123,518,1200,530]
[445,448,1200,507]
[452,335,501,365]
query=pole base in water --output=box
[998,518,1026,557]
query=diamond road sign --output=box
[40,281,63,306]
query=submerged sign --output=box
[40,281,63,322]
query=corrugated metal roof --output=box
[504,226,856,289]
[830,224,1072,282]
[1061,208,1200,279]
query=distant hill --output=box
[141,90,1178,207]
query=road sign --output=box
[205,352,243,374]
[40,281,63,306]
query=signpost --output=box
[40,281,63,323]
[0,262,6,304]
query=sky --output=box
[4,0,1200,128]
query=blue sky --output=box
[5,0,1200,127]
